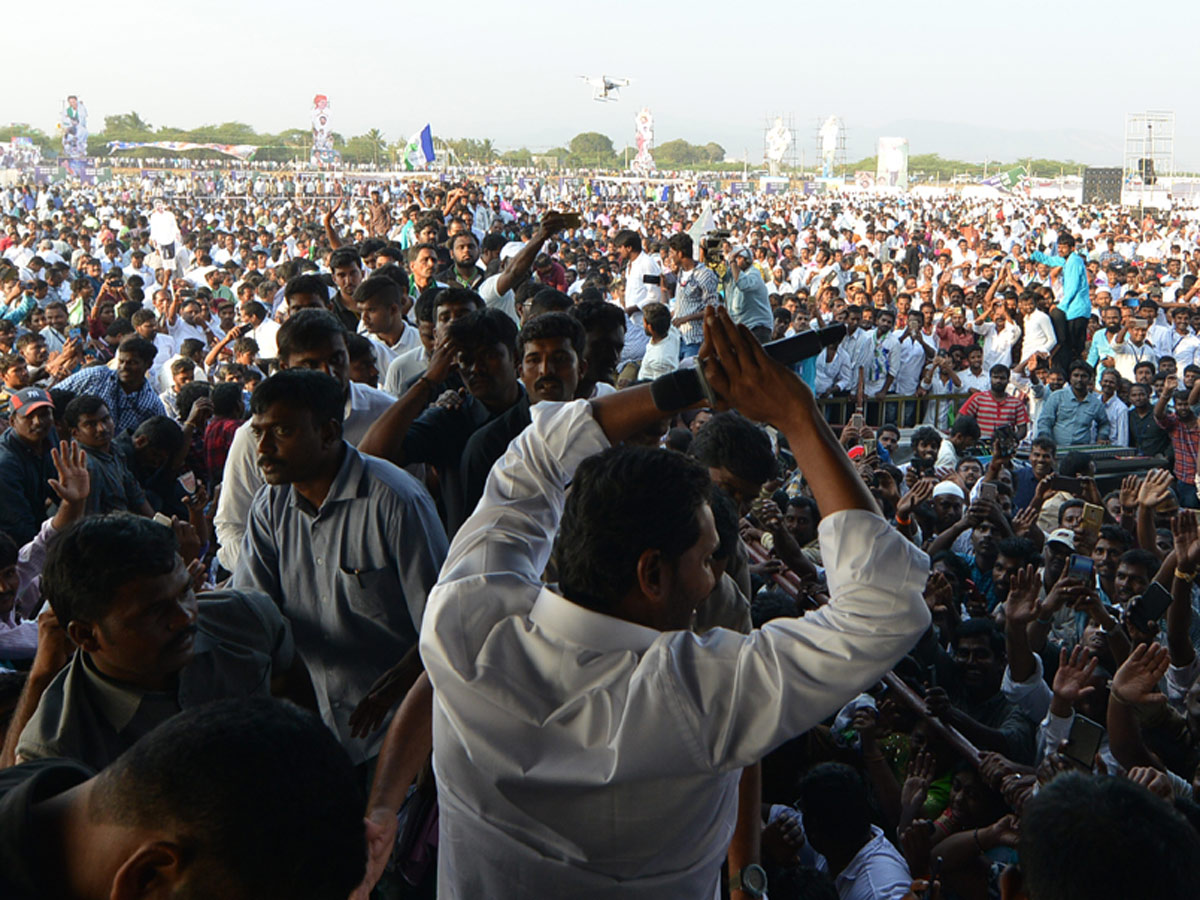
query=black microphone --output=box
[649,324,846,411]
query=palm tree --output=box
[364,128,386,168]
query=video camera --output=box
[702,229,731,262]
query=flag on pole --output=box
[403,125,435,170]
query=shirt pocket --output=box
[337,564,404,630]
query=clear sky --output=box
[5,0,1199,166]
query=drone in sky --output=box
[579,75,631,102]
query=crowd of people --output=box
[3,172,1200,899]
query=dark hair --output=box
[1059,450,1093,478]
[1120,548,1158,576]
[329,248,362,272]
[518,311,585,358]
[643,301,671,339]
[1097,524,1132,551]
[691,411,777,487]
[0,531,17,570]
[526,288,572,319]
[353,275,402,309]
[1059,498,1085,524]
[664,426,693,453]
[555,445,711,613]
[250,369,344,432]
[950,414,981,439]
[613,229,642,253]
[1018,773,1200,900]
[709,488,740,563]
[42,514,178,624]
[284,273,329,302]
[1031,435,1058,454]
[877,423,900,439]
[796,763,872,848]
[954,617,1006,657]
[91,698,366,900]
[997,536,1037,565]
[177,381,211,422]
[446,307,518,357]
[433,286,484,317]
[211,381,244,418]
[115,336,157,364]
[911,425,943,451]
[413,288,439,324]
[344,332,376,365]
[666,232,694,257]
[63,394,108,430]
[1068,359,1094,379]
[570,297,626,336]
[276,309,347,362]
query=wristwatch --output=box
[729,863,768,898]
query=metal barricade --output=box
[816,392,974,431]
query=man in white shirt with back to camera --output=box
[416,307,930,900]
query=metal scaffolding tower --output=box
[1122,111,1174,207]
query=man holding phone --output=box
[1154,375,1200,508]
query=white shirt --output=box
[252,318,281,360]
[364,323,420,373]
[833,329,875,392]
[1020,308,1057,363]
[884,333,929,396]
[149,209,181,246]
[638,327,681,381]
[1110,338,1158,382]
[420,400,930,900]
[213,381,395,571]
[973,320,1022,372]
[624,251,664,310]
[478,273,519,325]
[1103,393,1130,447]
[383,343,431,396]
[796,822,913,900]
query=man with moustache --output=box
[459,311,587,518]
[9,515,295,770]
[231,369,447,764]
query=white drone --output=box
[579,74,631,102]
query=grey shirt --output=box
[232,442,448,763]
[16,590,292,770]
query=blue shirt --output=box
[55,367,166,435]
[1031,250,1090,320]
[723,266,773,331]
[1037,386,1110,447]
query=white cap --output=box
[500,241,524,263]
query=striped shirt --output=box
[672,264,720,344]
[55,366,167,435]
[957,390,1030,440]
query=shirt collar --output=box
[288,442,367,514]
[529,586,660,653]
[79,651,162,733]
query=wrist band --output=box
[1036,616,1053,626]
[974,828,984,854]
[895,515,912,527]
[1176,569,1197,584]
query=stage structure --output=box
[815,116,846,179]
[876,137,909,189]
[763,114,796,176]
[1122,110,1174,210]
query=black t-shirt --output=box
[0,759,93,900]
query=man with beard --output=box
[924,617,1037,764]
[8,514,296,770]
[459,312,585,520]
[359,307,523,535]
[231,369,447,764]
[1087,304,1124,385]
